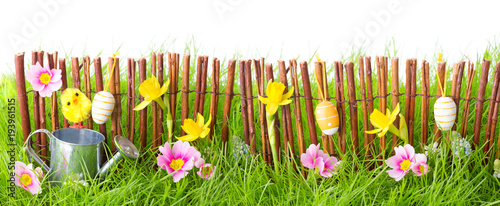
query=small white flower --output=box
[424,142,440,156]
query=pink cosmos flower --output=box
[385,144,415,181]
[157,141,201,182]
[14,161,43,195]
[195,158,215,179]
[26,62,62,97]
[411,154,429,176]
[300,144,341,177]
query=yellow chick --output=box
[61,88,92,128]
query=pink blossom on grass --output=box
[195,158,216,179]
[157,141,201,182]
[411,154,429,176]
[300,144,341,177]
[26,62,62,97]
[385,144,415,181]
[14,161,43,195]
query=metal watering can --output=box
[26,128,139,186]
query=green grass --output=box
[2,40,500,205]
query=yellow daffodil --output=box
[366,104,400,137]
[258,79,294,116]
[177,113,212,142]
[134,76,170,111]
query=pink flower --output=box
[385,144,415,181]
[300,144,341,177]
[157,141,201,182]
[411,154,429,176]
[14,161,43,195]
[26,62,62,97]
[195,158,215,179]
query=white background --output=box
[1,0,499,74]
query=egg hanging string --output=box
[314,54,327,102]
[436,59,446,97]
[104,52,120,92]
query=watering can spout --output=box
[98,135,139,179]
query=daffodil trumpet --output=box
[176,113,212,142]
[259,79,294,171]
[365,104,408,145]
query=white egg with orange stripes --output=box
[433,96,456,131]
[92,91,115,124]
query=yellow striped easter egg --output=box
[92,91,115,124]
[434,96,456,131]
[315,101,339,135]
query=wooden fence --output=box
[14,50,500,167]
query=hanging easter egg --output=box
[314,101,339,135]
[92,91,115,124]
[433,96,456,131]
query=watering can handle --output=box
[25,129,52,172]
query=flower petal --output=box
[282,87,294,100]
[266,103,278,115]
[259,96,269,104]
[133,100,152,111]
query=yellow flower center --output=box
[21,174,32,186]
[202,166,212,176]
[39,73,51,85]
[400,159,411,171]
[170,159,184,170]
[419,165,426,174]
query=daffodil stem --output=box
[267,113,279,171]
[161,96,173,142]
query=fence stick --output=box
[345,61,359,154]
[151,53,158,150]
[262,58,272,161]
[334,61,346,154]
[15,53,31,141]
[358,57,370,158]
[193,56,203,119]
[461,62,475,137]
[489,62,500,154]
[93,57,107,139]
[59,58,69,128]
[47,53,59,131]
[83,56,93,130]
[485,63,500,153]
[199,56,209,115]
[290,59,305,170]
[473,60,490,149]
[421,61,430,146]
[435,61,446,142]
[32,51,41,157]
[221,59,236,146]
[138,58,148,151]
[126,58,134,142]
[245,60,257,154]
[279,60,295,156]
[454,62,466,130]
[450,63,460,132]
[391,57,399,149]
[158,53,165,145]
[409,59,417,145]
[364,57,376,155]
[181,54,191,136]
[254,59,268,162]
[38,51,47,162]
[209,58,220,140]
[299,61,318,145]
[266,63,281,159]
[239,60,250,145]
[376,57,387,154]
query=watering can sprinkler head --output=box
[98,135,139,179]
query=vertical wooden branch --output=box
[209,58,220,140]
[254,59,268,162]
[151,53,158,150]
[126,58,135,142]
[450,63,460,132]
[199,56,209,115]
[181,54,191,136]
[193,56,203,119]
[109,57,119,151]
[391,57,399,149]
[245,60,257,154]
[59,58,69,128]
[377,57,387,153]
[94,57,107,139]
[47,53,59,131]
[290,59,306,169]
[454,62,466,130]
[38,51,47,162]
[334,61,347,154]
[239,60,250,146]
[484,63,500,153]
[83,56,93,129]
[300,61,318,145]
[279,60,295,157]
[138,58,148,150]
[359,57,370,158]
[15,53,31,141]
[489,62,500,154]
[473,60,490,149]
[434,61,446,141]
[158,53,165,145]
[221,60,236,146]
[115,58,122,137]
[460,62,475,137]
[266,63,281,159]
[32,51,41,156]
[365,57,376,154]
[421,61,430,146]
[409,59,417,145]
[345,61,359,154]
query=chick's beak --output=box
[73,98,79,105]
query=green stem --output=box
[267,113,279,171]
[162,96,173,142]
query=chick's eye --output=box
[75,93,79,96]
[67,102,70,106]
